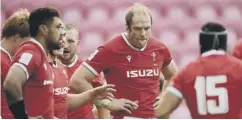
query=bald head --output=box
[58,24,80,64]
[125,3,152,30]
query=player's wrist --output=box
[9,99,28,119]
[92,99,112,109]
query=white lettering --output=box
[54,87,70,95]
[154,69,159,76]
[127,69,160,78]
[146,69,153,76]
[43,80,53,85]
[138,70,146,77]
[130,70,138,78]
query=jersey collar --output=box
[66,55,78,67]
[0,46,12,61]
[201,49,225,57]
[121,33,147,51]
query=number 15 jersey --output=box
[169,50,242,118]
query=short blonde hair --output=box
[125,3,152,30]
[65,23,79,33]
[2,9,30,38]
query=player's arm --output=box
[96,106,110,119]
[161,61,178,92]
[4,48,40,119]
[154,88,182,118]
[69,48,138,113]
[155,68,185,118]
[153,61,178,118]
[92,76,111,119]
[69,64,95,93]
[69,65,138,114]
[3,65,27,103]
[3,64,29,119]
[67,84,115,111]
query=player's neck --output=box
[62,55,77,66]
[33,36,48,53]
[1,39,15,56]
[126,33,146,51]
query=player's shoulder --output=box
[19,39,38,48]
[179,58,202,76]
[18,39,44,54]
[227,54,242,66]
[95,34,125,54]
[77,57,84,64]
[1,49,11,61]
[147,37,169,51]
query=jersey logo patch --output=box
[126,55,132,62]
[19,53,33,65]
[151,52,156,62]
[63,69,68,79]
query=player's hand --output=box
[153,96,161,109]
[108,99,139,114]
[90,84,116,100]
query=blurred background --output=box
[3,0,241,118]
[2,0,242,69]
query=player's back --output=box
[182,51,242,118]
[1,47,13,119]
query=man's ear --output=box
[14,34,21,43]
[77,40,81,45]
[39,25,49,36]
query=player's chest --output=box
[52,68,69,88]
[52,68,69,96]
[65,66,78,80]
[113,51,164,68]
[33,61,54,86]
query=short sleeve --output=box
[232,41,242,60]
[167,70,185,99]
[11,45,42,79]
[91,72,106,88]
[162,45,173,68]
[82,46,112,76]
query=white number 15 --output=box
[194,75,229,115]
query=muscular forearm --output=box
[4,81,23,105]
[67,90,93,111]
[4,82,28,118]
